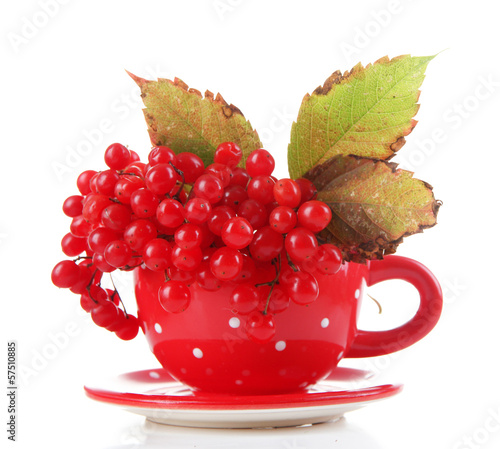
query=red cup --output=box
[134,255,442,395]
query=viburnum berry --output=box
[273,178,301,208]
[167,265,196,284]
[171,245,203,271]
[214,142,242,168]
[104,240,132,268]
[175,223,202,249]
[92,253,116,273]
[115,315,140,340]
[175,152,205,184]
[51,260,81,288]
[95,170,120,196]
[295,178,318,204]
[145,163,177,195]
[229,167,250,187]
[184,198,212,225]
[129,150,141,163]
[205,163,232,188]
[207,206,236,236]
[269,206,297,234]
[62,195,84,217]
[70,215,92,237]
[105,143,131,170]
[210,247,243,280]
[156,198,185,228]
[246,149,275,177]
[148,146,176,167]
[260,285,290,314]
[114,175,145,204]
[249,226,283,261]
[229,284,260,314]
[158,280,191,313]
[61,233,87,257]
[237,199,268,229]
[77,170,97,195]
[101,203,132,231]
[196,263,222,291]
[143,238,172,271]
[285,270,319,305]
[232,253,256,283]
[88,227,118,254]
[285,227,318,261]
[83,194,112,224]
[221,217,253,249]
[130,188,159,218]
[247,176,275,205]
[245,311,276,343]
[92,301,120,328]
[220,185,248,211]
[313,243,343,275]
[297,200,332,233]
[123,219,157,252]
[193,174,224,204]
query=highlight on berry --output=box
[51,142,343,343]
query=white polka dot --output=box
[149,371,160,379]
[193,348,203,359]
[275,340,286,351]
[154,323,162,334]
[235,379,243,385]
[355,289,360,299]
[229,317,240,328]
[321,318,330,328]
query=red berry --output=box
[175,152,205,184]
[104,240,132,268]
[229,284,260,314]
[156,199,185,228]
[247,176,275,205]
[114,175,145,204]
[158,281,191,313]
[285,270,319,305]
[245,311,276,343]
[269,206,297,234]
[96,170,120,196]
[246,149,275,177]
[130,188,159,218]
[174,223,202,249]
[314,244,343,275]
[273,178,301,208]
[82,194,112,224]
[214,142,242,167]
[101,203,132,231]
[77,170,97,195]
[145,163,178,195]
[220,185,248,211]
[207,206,236,236]
[297,200,332,233]
[237,199,268,229]
[148,146,176,166]
[221,217,253,249]
[115,315,140,340]
[295,178,318,204]
[61,233,87,257]
[210,247,243,280]
[249,226,283,261]
[62,195,84,217]
[229,167,250,187]
[105,143,131,170]
[51,260,81,288]
[92,253,115,273]
[70,215,92,237]
[92,301,119,328]
[205,163,232,187]
[143,238,172,271]
[184,198,212,224]
[285,227,318,261]
[193,174,224,204]
[171,245,202,271]
[196,263,222,291]
[124,219,157,252]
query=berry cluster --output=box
[51,142,343,343]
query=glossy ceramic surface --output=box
[84,367,403,428]
[134,255,442,395]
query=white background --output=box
[2,1,500,448]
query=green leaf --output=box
[128,72,262,166]
[288,55,435,179]
[306,155,441,263]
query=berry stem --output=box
[286,252,299,272]
[169,162,185,201]
[109,274,128,317]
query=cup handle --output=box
[344,255,443,358]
